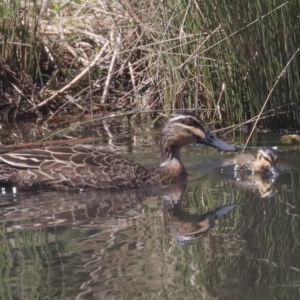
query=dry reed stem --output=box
[0,137,105,150]
[214,104,293,135]
[241,47,300,153]
[32,40,110,111]
[42,95,85,126]
[101,32,121,103]
[213,82,225,121]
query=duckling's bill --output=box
[201,130,236,152]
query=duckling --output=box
[0,111,236,190]
[221,148,277,174]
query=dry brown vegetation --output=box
[0,0,187,121]
[1,0,299,130]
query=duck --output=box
[0,111,236,190]
[221,148,277,174]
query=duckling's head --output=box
[160,111,236,160]
[254,148,277,173]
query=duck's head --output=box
[254,148,277,173]
[161,111,236,159]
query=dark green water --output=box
[0,118,300,299]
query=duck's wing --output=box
[0,148,56,168]
[0,146,152,190]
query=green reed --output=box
[144,0,300,127]
[0,0,41,83]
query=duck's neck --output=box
[156,138,187,183]
[161,138,179,161]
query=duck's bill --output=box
[201,131,237,151]
[213,204,237,217]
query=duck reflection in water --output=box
[162,183,237,243]
[0,181,237,235]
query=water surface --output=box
[0,118,300,299]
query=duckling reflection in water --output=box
[0,111,236,190]
[222,148,277,175]
[232,172,277,198]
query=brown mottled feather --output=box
[0,146,153,190]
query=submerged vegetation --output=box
[0,0,299,129]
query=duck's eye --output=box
[185,118,193,125]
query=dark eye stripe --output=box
[263,155,276,164]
